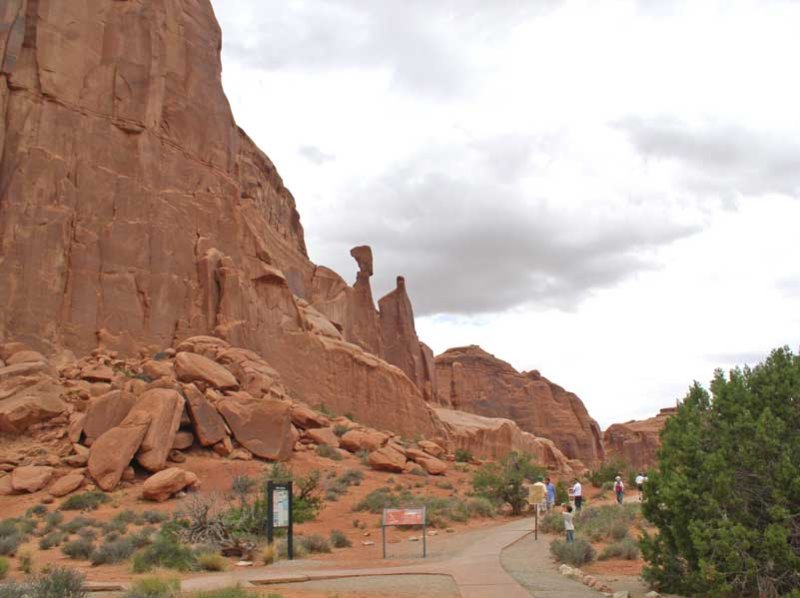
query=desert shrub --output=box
[43,512,64,533]
[60,517,96,534]
[17,550,32,574]
[315,444,342,461]
[26,505,48,518]
[329,530,351,548]
[353,488,402,513]
[466,497,496,518]
[0,535,21,557]
[40,531,67,550]
[555,480,569,504]
[435,480,454,490]
[338,469,364,486]
[25,566,86,598]
[588,459,626,488]
[356,449,370,466]
[642,348,800,598]
[124,576,179,598]
[263,464,324,525]
[142,511,169,525]
[0,557,8,580]
[408,466,427,477]
[129,527,156,549]
[132,535,196,573]
[192,587,250,598]
[472,452,545,515]
[539,511,564,534]
[275,538,306,559]
[298,534,331,554]
[90,536,136,565]
[76,527,97,541]
[261,544,277,565]
[454,448,472,463]
[196,552,227,572]
[60,492,109,512]
[550,538,596,566]
[332,424,349,437]
[0,521,18,539]
[102,519,127,536]
[577,504,638,542]
[62,537,94,560]
[600,537,641,561]
[112,510,144,526]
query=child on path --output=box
[563,504,575,543]
[545,477,556,511]
[614,475,625,504]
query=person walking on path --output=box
[545,477,556,511]
[571,478,583,512]
[563,504,575,543]
[614,475,625,504]
[635,472,645,502]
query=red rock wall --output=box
[603,407,676,470]
[436,346,604,467]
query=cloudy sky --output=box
[211,0,800,428]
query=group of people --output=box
[528,473,649,544]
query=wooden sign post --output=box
[381,507,427,558]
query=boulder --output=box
[0,343,30,362]
[83,391,138,442]
[409,453,447,475]
[11,465,55,493]
[339,429,389,453]
[0,475,15,496]
[172,431,194,450]
[368,446,407,473]
[175,352,238,390]
[290,404,330,430]
[142,468,199,502]
[48,472,85,497]
[135,389,185,472]
[217,394,293,461]
[0,379,66,433]
[418,440,445,458]
[142,359,175,381]
[304,427,340,448]
[88,410,152,491]
[183,384,227,446]
[67,413,85,443]
[6,350,48,365]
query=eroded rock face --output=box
[603,407,676,470]
[435,346,604,467]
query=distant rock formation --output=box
[603,407,677,470]
[435,346,604,467]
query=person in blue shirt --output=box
[545,476,557,511]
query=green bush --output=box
[60,492,109,512]
[435,480,454,490]
[298,534,331,554]
[142,511,169,525]
[60,517,96,534]
[329,530,351,548]
[539,510,564,534]
[26,505,48,518]
[353,488,402,513]
[472,452,545,515]
[112,510,144,526]
[0,521,18,539]
[466,497,496,518]
[454,448,472,463]
[132,536,196,573]
[102,519,127,536]
[600,537,641,561]
[43,512,64,533]
[641,348,800,597]
[124,576,180,598]
[588,459,626,488]
[196,553,227,572]
[40,531,67,550]
[0,535,21,557]
[0,557,8,579]
[338,469,364,486]
[90,536,136,565]
[62,538,94,560]
[315,444,343,461]
[555,481,569,505]
[576,504,638,542]
[27,566,86,598]
[550,538,596,566]
[332,424,349,437]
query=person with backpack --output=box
[614,475,625,504]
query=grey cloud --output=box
[213,0,560,97]
[299,145,335,165]
[615,116,800,198]
[706,351,771,368]
[308,139,699,316]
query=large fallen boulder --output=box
[304,427,340,448]
[368,445,407,473]
[290,404,330,430]
[340,429,389,453]
[88,411,152,491]
[182,384,228,446]
[142,468,199,502]
[217,394,293,461]
[11,465,54,493]
[48,472,85,497]
[175,352,238,390]
[83,390,138,442]
[135,389,185,472]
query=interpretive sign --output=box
[266,481,293,559]
[381,507,427,558]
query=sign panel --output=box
[273,486,290,528]
[383,508,425,526]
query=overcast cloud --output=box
[212,0,800,427]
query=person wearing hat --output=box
[614,475,625,505]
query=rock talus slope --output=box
[0,0,442,439]
[436,346,604,466]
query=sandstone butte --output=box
[603,407,678,471]
[0,0,629,474]
[435,346,605,467]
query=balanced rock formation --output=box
[435,346,604,467]
[0,0,444,441]
[603,407,677,470]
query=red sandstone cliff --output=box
[603,407,676,470]
[0,0,442,438]
[435,345,604,466]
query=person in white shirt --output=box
[571,478,583,512]
[635,473,645,501]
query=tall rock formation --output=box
[378,277,438,402]
[435,346,604,466]
[0,0,443,439]
[603,407,676,470]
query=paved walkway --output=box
[88,518,597,597]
